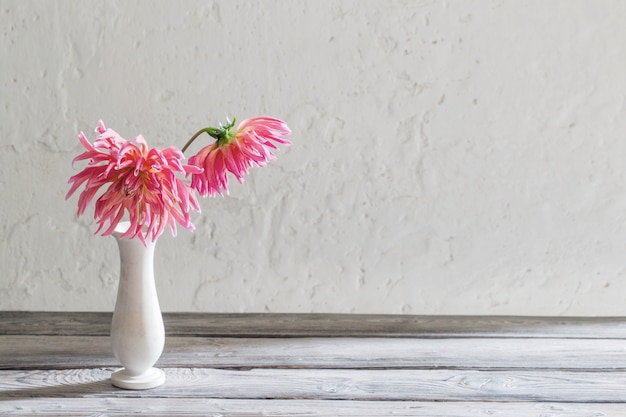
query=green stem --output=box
[181,118,237,154]
[181,128,211,154]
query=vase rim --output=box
[114,221,132,236]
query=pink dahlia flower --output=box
[187,117,291,197]
[66,121,201,243]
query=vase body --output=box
[110,222,166,390]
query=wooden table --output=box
[1,312,626,416]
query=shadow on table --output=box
[0,374,130,400]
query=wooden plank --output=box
[1,398,625,417]
[4,335,626,371]
[2,368,626,403]
[3,311,626,338]
[3,313,626,415]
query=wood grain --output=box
[2,367,626,403]
[3,311,626,338]
[4,335,626,371]
[3,312,626,415]
[1,398,624,417]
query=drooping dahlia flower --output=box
[66,121,201,243]
[185,117,291,197]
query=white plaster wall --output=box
[2,0,626,315]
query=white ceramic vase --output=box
[110,221,166,390]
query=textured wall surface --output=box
[2,0,626,315]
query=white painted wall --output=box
[2,0,626,315]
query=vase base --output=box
[111,367,166,390]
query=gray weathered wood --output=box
[3,311,626,338]
[4,335,626,371]
[2,367,626,403]
[3,311,626,415]
[1,398,624,417]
